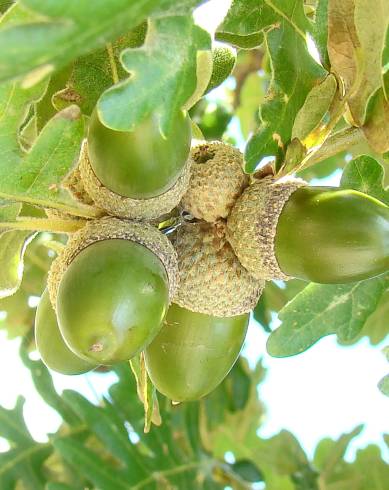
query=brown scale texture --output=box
[173,221,264,317]
[227,177,306,281]
[181,141,249,222]
[48,217,178,309]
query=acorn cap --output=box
[226,177,306,281]
[79,141,191,220]
[181,141,249,223]
[48,217,178,308]
[173,221,264,317]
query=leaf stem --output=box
[302,126,363,169]
[132,462,201,489]
[0,191,101,219]
[0,217,86,234]
[107,43,119,84]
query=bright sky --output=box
[0,0,388,469]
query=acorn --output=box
[80,108,192,220]
[173,221,263,317]
[145,303,249,401]
[181,141,249,223]
[47,217,178,364]
[226,177,306,281]
[35,289,97,375]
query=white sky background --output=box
[0,0,388,467]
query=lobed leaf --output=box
[311,0,330,70]
[98,15,211,134]
[0,79,47,168]
[52,24,147,117]
[0,231,35,298]
[0,235,52,338]
[0,0,204,84]
[267,275,389,357]
[378,346,389,397]
[0,104,97,218]
[344,290,389,346]
[216,0,310,49]
[0,397,52,490]
[244,1,326,171]
[340,155,389,204]
[314,428,389,489]
[291,74,337,144]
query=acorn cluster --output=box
[36,109,304,403]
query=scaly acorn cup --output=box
[227,177,305,281]
[80,108,192,220]
[181,142,249,222]
[275,186,389,283]
[35,289,97,375]
[227,178,389,283]
[48,217,178,364]
[145,303,249,402]
[173,221,264,317]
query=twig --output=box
[0,217,86,234]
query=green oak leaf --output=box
[0,0,203,84]
[379,374,389,396]
[313,426,364,488]
[216,0,311,49]
[0,200,21,221]
[378,346,389,397]
[315,430,389,489]
[235,71,265,139]
[0,0,13,14]
[216,31,263,49]
[292,74,337,143]
[98,15,211,133]
[35,65,72,131]
[345,290,389,346]
[244,1,326,171]
[53,24,147,117]
[0,230,35,298]
[267,275,389,357]
[352,445,389,488]
[0,79,47,168]
[0,104,96,218]
[314,426,363,472]
[0,236,52,338]
[340,155,389,205]
[311,0,330,70]
[0,396,52,489]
